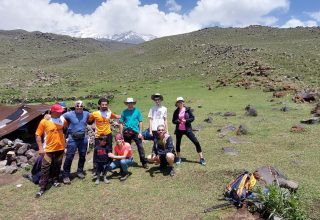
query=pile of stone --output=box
[0,138,38,174]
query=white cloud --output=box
[165,0,182,12]
[307,11,320,22]
[0,0,295,38]
[186,0,289,27]
[281,18,317,28]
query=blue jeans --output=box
[108,158,133,173]
[63,137,88,177]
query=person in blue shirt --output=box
[62,100,91,184]
[119,97,148,169]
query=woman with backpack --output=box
[172,97,206,166]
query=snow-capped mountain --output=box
[95,31,157,44]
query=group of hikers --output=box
[33,93,206,198]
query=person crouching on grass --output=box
[147,125,175,176]
[107,134,134,181]
[93,135,112,185]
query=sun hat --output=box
[51,103,64,113]
[115,133,124,141]
[151,93,163,101]
[124,97,136,104]
[175,97,185,107]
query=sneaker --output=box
[142,164,149,169]
[35,189,45,198]
[95,179,100,185]
[77,172,85,179]
[120,173,129,181]
[103,176,110,184]
[92,173,98,180]
[53,181,61,187]
[169,167,175,177]
[176,157,181,165]
[199,158,206,166]
[63,177,71,185]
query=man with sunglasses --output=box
[62,100,91,184]
[147,125,175,176]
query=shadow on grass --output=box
[145,166,172,177]
[181,157,199,164]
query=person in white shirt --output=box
[148,93,168,150]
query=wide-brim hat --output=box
[175,97,185,107]
[124,97,136,104]
[151,93,163,101]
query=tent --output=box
[0,104,50,138]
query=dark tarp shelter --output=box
[0,104,50,138]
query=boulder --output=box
[17,155,28,164]
[5,165,18,174]
[290,125,305,133]
[203,116,213,123]
[16,143,30,155]
[25,149,36,159]
[245,104,258,116]
[0,138,11,146]
[236,124,248,135]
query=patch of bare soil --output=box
[0,174,21,185]
[222,208,262,220]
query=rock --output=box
[223,112,236,117]
[280,106,289,112]
[300,117,320,124]
[290,125,305,133]
[245,104,258,116]
[0,146,13,160]
[236,124,248,135]
[0,160,7,168]
[273,91,285,98]
[5,165,18,174]
[16,143,30,155]
[13,141,24,151]
[25,149,36,159]
[17,155,28,164]
[0,138,11,146]
[20,163,31,170]
[218,124,236,138]
[222,147,239,156]
[203,116,213,123]
[229,137,246,144]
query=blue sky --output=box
[0,0,320,38]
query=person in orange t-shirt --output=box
[88,98,120,176]
[35,104,68,198]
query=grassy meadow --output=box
[0,27,320,219]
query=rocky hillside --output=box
[0,26,319,103]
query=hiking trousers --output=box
[175,130,202,153]
[123,132,147,165]
[39,150,64,190]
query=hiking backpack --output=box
[224,171,256,206]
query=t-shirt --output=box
[120,108,143,134]
[148,105,167,131]
[63,110,90,135]
[35,116,68,152]
[89,110,117,137]
[114,142,133,158]
[178,108,186,131]
[94,145,111,163]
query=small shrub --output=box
[256,184,308,220]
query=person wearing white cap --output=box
[172,97,206,166]
[119,97,148,169]
[148,93,168,149]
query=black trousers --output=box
[123,132,147,165]
[175,130,202,154]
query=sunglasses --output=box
[76,105,83,108]
[157,129,165,132]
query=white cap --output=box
[176,97,184,102]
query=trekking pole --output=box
[203,202,233,213]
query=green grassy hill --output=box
[0,27,319,219]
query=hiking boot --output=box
[35,189,45,198]
[63,177,71,185]
[103,176,110,184]
[53,181,61,187]
[169,167,175,177]
[120,173,129,181]
[142,164,149,169]
[77,172,85,179]
[175,157,181,165]
[95,178,100,185]
[199,158,206,166]
[22,173,33,181]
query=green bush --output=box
[256,184,308,220]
